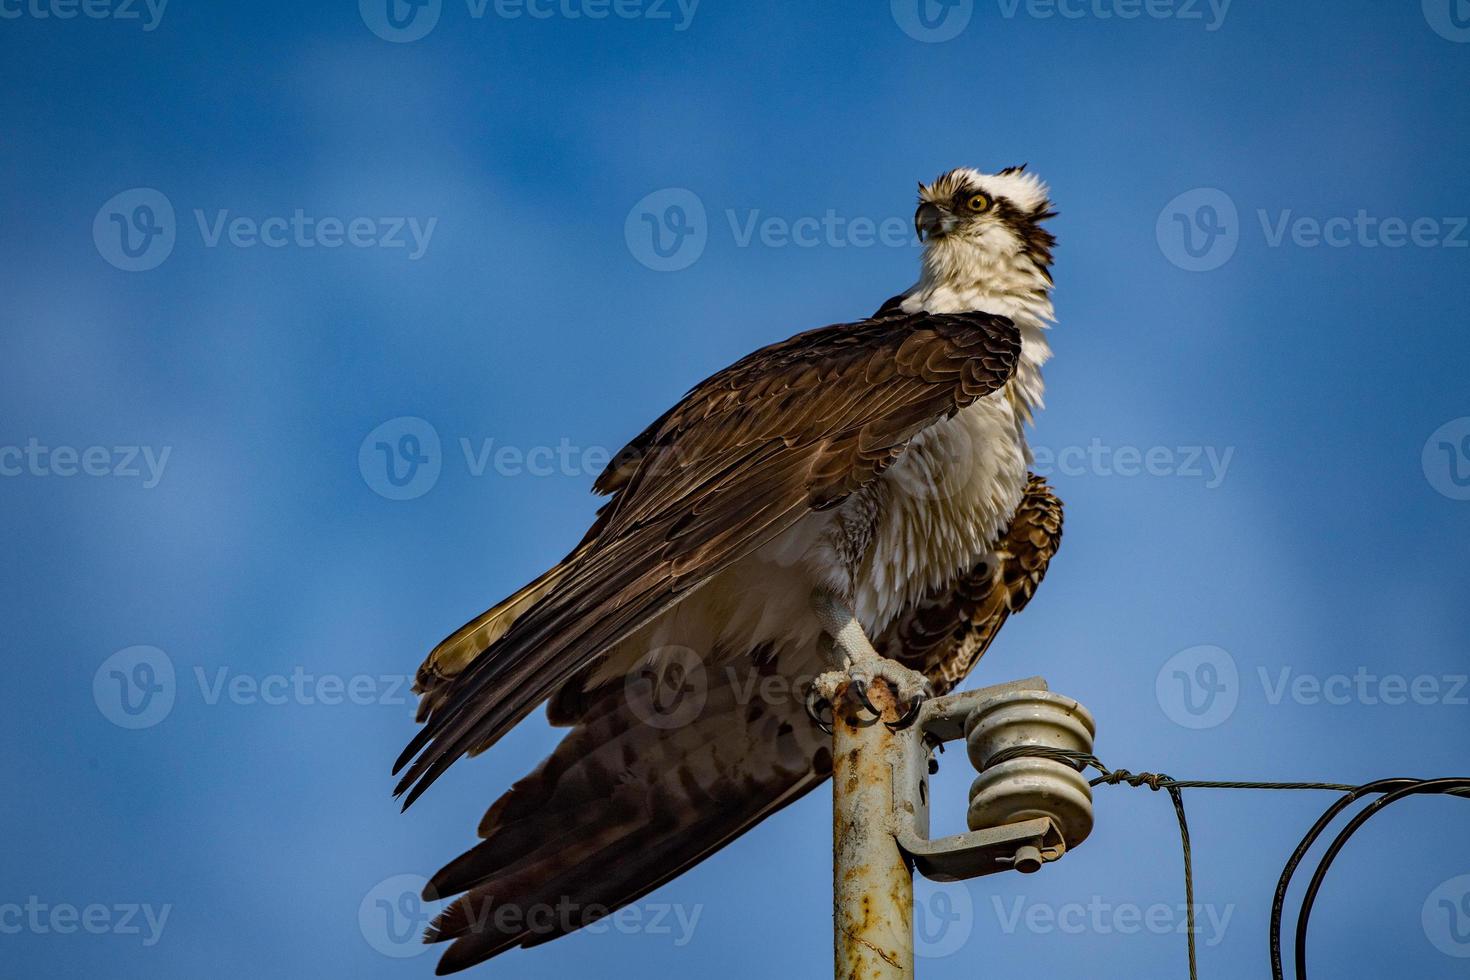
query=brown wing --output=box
[416,477,1061,974]
[876,474,1063,692]
[392,311,1021,807]
[419,649,830,974]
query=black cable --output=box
[1267,778,1422,980]
[978,747,1470,980]
[1292,778,1470,980]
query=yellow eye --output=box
[966,193,990,212]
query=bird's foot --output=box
[810,658,931,731]
[806,590,930,731]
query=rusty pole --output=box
[832,677,914,980]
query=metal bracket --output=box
[890,676,1097,882]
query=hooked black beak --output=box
[915,201,947,241]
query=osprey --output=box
[394,166,1063,973]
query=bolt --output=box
[1010,845,1044,874]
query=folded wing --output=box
[393,311,1022,808]
[419,477,1062,974]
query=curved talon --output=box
[886,693,926,732]
[851,677,882,719]
[805,686,834,736]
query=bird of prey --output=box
[394,166,1063,974]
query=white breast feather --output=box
[600,186,1055,681]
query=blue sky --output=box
[2,1,1469,977]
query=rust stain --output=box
[832,675,912,978]
[839,924,903,971]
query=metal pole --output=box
[832,677,914,980]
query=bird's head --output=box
[913,166,1057,296]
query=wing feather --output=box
[876,474,1064,690]
[394,311,1021,808]
[416,477,1061,974]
